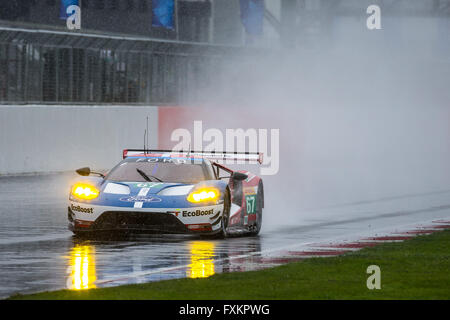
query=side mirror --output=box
[76,167,91,176]
[232,172,248,181]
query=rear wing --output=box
[123,149,263,164]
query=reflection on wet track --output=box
[67,245,96,290]
[188,241,215,279]
[1,173,450,298]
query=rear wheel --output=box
[248,182,263,236]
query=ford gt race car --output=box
[68,150,264,238]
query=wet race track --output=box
[1,173,450,298]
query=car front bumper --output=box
[68,201,223,234]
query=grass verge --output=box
[9,230,450,300]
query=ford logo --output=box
[120,196,162,203]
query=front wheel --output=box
[217,189,231,239]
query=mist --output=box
[175,7,450,230]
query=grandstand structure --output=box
[0,25,254,105]
[0,0,448,105]
[0,0,253,105]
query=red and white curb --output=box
[253,219,450,265]
[95,219,450,285]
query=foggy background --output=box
[184,7,450,230]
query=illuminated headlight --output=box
[71,183,100,200]
[187,188,219,203]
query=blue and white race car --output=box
[68,150,264,237]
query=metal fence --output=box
[0,25,251,105]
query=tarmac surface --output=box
[1,173,450,298]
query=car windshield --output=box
[106,158,210,184]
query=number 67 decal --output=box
[246,195,257,214]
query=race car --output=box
[68,150,264,237]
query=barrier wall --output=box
[0,105,159,175]
[0,105,277,175]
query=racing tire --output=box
[199,188,230,239]
[248,181,263,236]
[216,188,231,239]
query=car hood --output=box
[103,181,190,195]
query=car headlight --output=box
[187,187,220,203]
[71,183,100,200]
